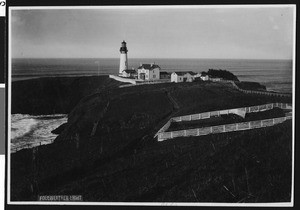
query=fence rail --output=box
[158,116,291,141]
[156,102,292,141]
[171,103,292,123]
[221,80,292,98]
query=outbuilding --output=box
[171,71,196,83]
[210,77,222,82]
[122,69,137,78]
[160,71,170,79]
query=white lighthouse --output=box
[119,40,128,75]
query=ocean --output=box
[11,114,68,153]
[10,58,293,152]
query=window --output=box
[153,74,156,78]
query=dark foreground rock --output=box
[51,123,68,135]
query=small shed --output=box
[160,71,170,79]
[122,69,137,78]
[210,77,222,82]
[171,71,196,83]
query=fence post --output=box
[236,123,238,130]
[170,132,173,139]
[210,127,213,133]
[261,120,263,127]
[197,128,200,136]
[190,115,192,121]
[199,113,201,119]
[184,130,187,136]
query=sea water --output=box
[12,58,293,93]
[11,114,68,153]
[10,58,293,152]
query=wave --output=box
[11,118,38,140]
[11,114,68,152]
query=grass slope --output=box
[10,77,292,203]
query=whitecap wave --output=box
[11,114,68,153]
[11,117,38,140]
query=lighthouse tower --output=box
[119,40,128,75]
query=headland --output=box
[10,74,292,202]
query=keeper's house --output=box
[171,71,197,83]
[137,63,160,80]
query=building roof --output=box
[123,69,136,74]
[187,71,197,75]
[138,64,161,70]
[160,71,169,75]
[173,71,197,76]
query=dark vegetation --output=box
[235,81,266,91]
[168,108,286,131]
[203,69,239,81]
[10,75,292,203]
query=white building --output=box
[137,63,160,80]
[194,72,209,81]
[210,77,222,82]
[122,69,137,78]
[119,40,128,75]
[201,75,209,81]
[171,71,196,83]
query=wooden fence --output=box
[171,103,292,122]
[156,102,292,141]
[157,115,292,141]
[221,80,292,98]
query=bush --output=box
[206,69,239,81]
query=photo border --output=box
[5,3,297,208]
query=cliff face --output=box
[11,76,127,115]
[10,78,292,202]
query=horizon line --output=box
[11,57,293,61]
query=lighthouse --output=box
[119,40,128,75]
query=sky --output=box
[10,6,295,59]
